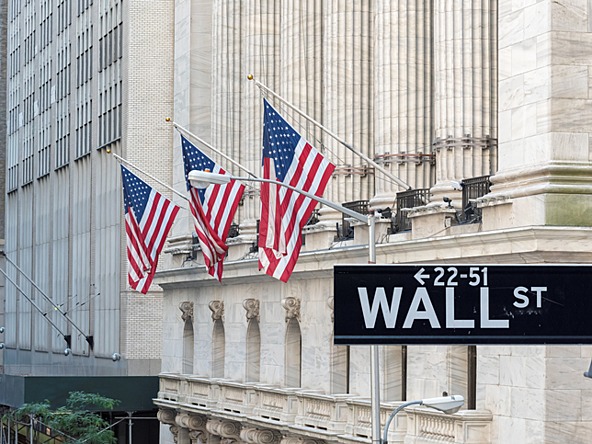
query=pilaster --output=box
[482,0,592,229]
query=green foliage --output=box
[7,391,120,444]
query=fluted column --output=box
[212,0,245,225]
[322,1,374,220]
[372,1,433,210]
[430,2,497,204]
[242,0,280,234]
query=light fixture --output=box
[0,326,5,334]
[188,170,231,188]
[0,343,4,350]
[382,395,464,444]
[443,196,452,208]
[64,348,71,356]
[112,352,121,362]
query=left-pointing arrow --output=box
[414,267,430,285]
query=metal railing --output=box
[336,200,369,240]
[394,189,430,232]
[461,176,490,224]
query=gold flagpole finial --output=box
[106,148,111,154]
[247,74,254,81]
[165,117,171,122]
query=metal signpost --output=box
[334,264,592,345]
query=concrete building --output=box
[154,1,592,444]
[1,0,175,441]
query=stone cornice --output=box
[155,226,592,289]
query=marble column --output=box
[242,0,280,234]
[212,0,246,227]
[430,2,497,205]
[322,1,374,221]
[372,0,433,210]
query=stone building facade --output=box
[152,1,592,443]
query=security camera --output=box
[0,327,4,333]
[450,180,463,191]
[442,196,453,208]
[64,348,71,356]
[0,343,4,350]
[112,352,121,362]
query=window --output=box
[331,345,349,394]
[212,320,225,378]
[182,320,194,374]
[246,320,261,382]
[285,319,302,387]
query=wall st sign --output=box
[334,265,592,345]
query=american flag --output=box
[121,165,180,294]
[181,135,245,281]
[258,99,335,282]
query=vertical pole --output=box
[29,415,33,444]
[368,214,381,444]
[127,412,133,444]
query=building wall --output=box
[3,0,174,379]
[154,1,592,443]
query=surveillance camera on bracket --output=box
[450,180,464,191]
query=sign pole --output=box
[368,215,381,444]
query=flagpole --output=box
[167,118,259,179]
[107,150,189,202]
[247,74,412,191]
[2,253,91,343]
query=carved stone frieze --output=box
[281,297,301,322]
[180,301,194,322]
[327,296,334,322]
[209,300,225,321]
[243,298,260,321]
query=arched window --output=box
[212,319,225,378]
[382,346,405,401]
[246,319,261,382]
[182,320,194,374]
[331,344,350,394]
[331,345,349,394]
[285,319,302,387]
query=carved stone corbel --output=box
[281,297,301,322]
[206,418,241,440]
[209,300,224,321]
[189,429,207,444]
[243,298,260,321]
[157,408,176,425]
[240,426,282,444]
[169,425,180,444]
[281,437,326,444]
[180,301,194,322]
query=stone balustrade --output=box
[156,373,492,444]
